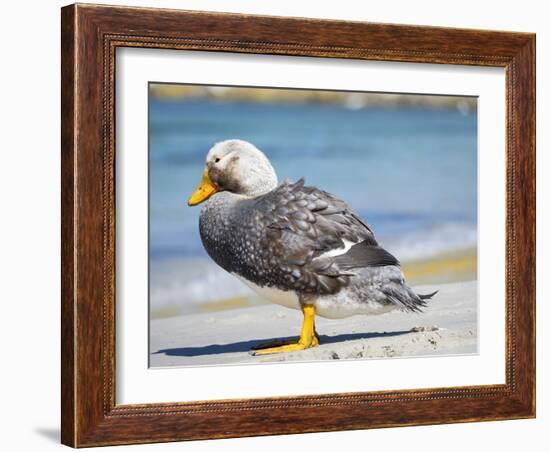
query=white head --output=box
[188,140,278,205]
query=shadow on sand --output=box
[153,330,412,358]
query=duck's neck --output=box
[199,192,248,230]
[237,177,278,198]
[204,191,246,209]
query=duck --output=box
[188,139,436,355]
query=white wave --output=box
[381,222,477,262]
[150,258,254,312]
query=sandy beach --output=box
[150,280,477,367]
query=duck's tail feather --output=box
[419,290,438,300]
[383,287,438,313]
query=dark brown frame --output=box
[61,3,536,447]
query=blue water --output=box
[149,99,477,265]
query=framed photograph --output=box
[61,3,536,447]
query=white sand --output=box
[150,281,477,367]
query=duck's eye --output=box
[215,157,221,163]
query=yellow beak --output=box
[188,170,218,206]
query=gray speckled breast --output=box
[199,192,266,284]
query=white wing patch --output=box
[317,239,356,258]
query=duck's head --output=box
[188,140,278,206]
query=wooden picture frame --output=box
[61,3,536,447]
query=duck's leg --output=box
[251,304,319,355]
